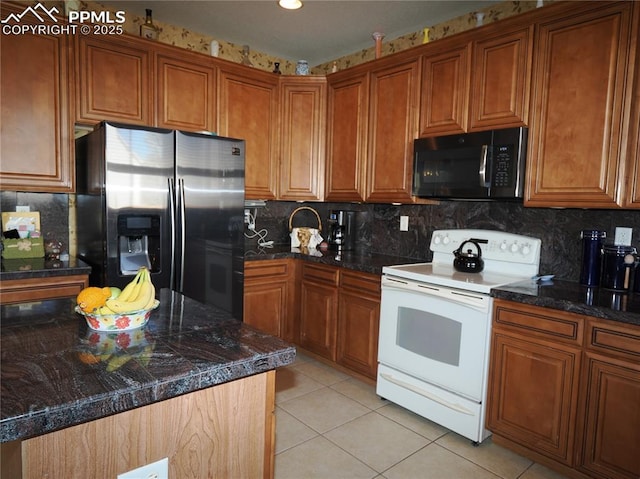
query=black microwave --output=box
[412,127,527,200]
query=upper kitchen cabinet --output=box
[366,56,420,203]
[218,65,279,200]
[419,22,532,137]
[326,54,419,204]
[76,35,152,126]
[419,40,470,136]
[154,46,217,132]
[468,24,533,131]
[325,70,369,202]
[278,77,327,201]
[525,1,640,209]
[0,3,74,192]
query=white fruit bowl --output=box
[76,300,160,331]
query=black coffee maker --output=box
[328,210,356,251]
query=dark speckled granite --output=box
[0,289,295,443]
[244,244,417,275]
[492,279,640,326]
[1,256,91,280]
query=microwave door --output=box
[413,146,490,199]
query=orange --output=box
[76,286,112,313]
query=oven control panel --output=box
[430,229,541,266]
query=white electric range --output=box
[377,229,542,443]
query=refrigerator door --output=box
[176,131,245,317]
[103,123,175,290]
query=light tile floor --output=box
[274,353,570,479]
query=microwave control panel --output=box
[491,144,515,188]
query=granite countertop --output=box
[0,256,91,280]
[491,278,640,326]
[0,289,296,443]
[244,244,420,275]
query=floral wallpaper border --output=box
[29,0,545,74]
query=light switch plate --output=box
[614,227,633,246]
[400,216,409,231]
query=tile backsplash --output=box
[3,190,638,283]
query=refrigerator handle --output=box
[178,178,186,292]
[168,177,176,290]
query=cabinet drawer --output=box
[302,263,339,286]
[493,300,583,345]
[0,274,89,305]
[586,319,640,361]
[244,259,291,280]
[339,269,380,297]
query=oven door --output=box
[378,275,492,401]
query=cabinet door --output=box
[155,52,216,132]
[325,72,369,202]
[469,26,533,131]
[336,270,380,380]
[487,332,581,465]
[218,67,279,200]
[299,264,338,360]
[576,353,640,479]
[0,4,74,193]
[76,35,152,125]
[244,260,295,340]
[366,59,420,203]
[526,3,637,208]
[419,43,470,136]
[279,77,326,200]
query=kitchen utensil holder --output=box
[288,206,322,233]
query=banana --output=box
[142,271,156,310]
[97,305,116,315]
[105,270,154,314]
[117,268,145,302]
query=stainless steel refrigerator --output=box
[76,122,245,319]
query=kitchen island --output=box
[0,289,295,478]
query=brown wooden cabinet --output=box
[0,3,74,193]
[419,41,470,136]
[488,300,583,467]
[525,1,639,208]
[299,263,339,361]
[366,57,420,203]
[325,71,370,202]
[575,320,640,479]
[218,65,279,200]
[76,34,152,126]
[155,48,217,132]
[278,77,327,201]
[244,259,297,342]
[419,23,532,137]
[336,269,381,380]
[488,299,640,479]
[468,25,533,131]
[325,54,419,204]
[0,274,89,305]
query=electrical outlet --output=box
[244,209,251,224]
[399,216,409,231]
[614,227,633,246]
[117,457,168,479]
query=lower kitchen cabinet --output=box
[299,263,339,361]
[487,299,640,479]
[337,269,381,379]
[575,320,640,479]
[0,275,89,305]
[243,259,297,342]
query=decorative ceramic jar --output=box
[296,60,309,75]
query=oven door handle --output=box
[380,372,475,415]
[382,277,490,313]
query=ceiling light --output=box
[279,0,302,10]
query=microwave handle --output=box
[479,145,490,187]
